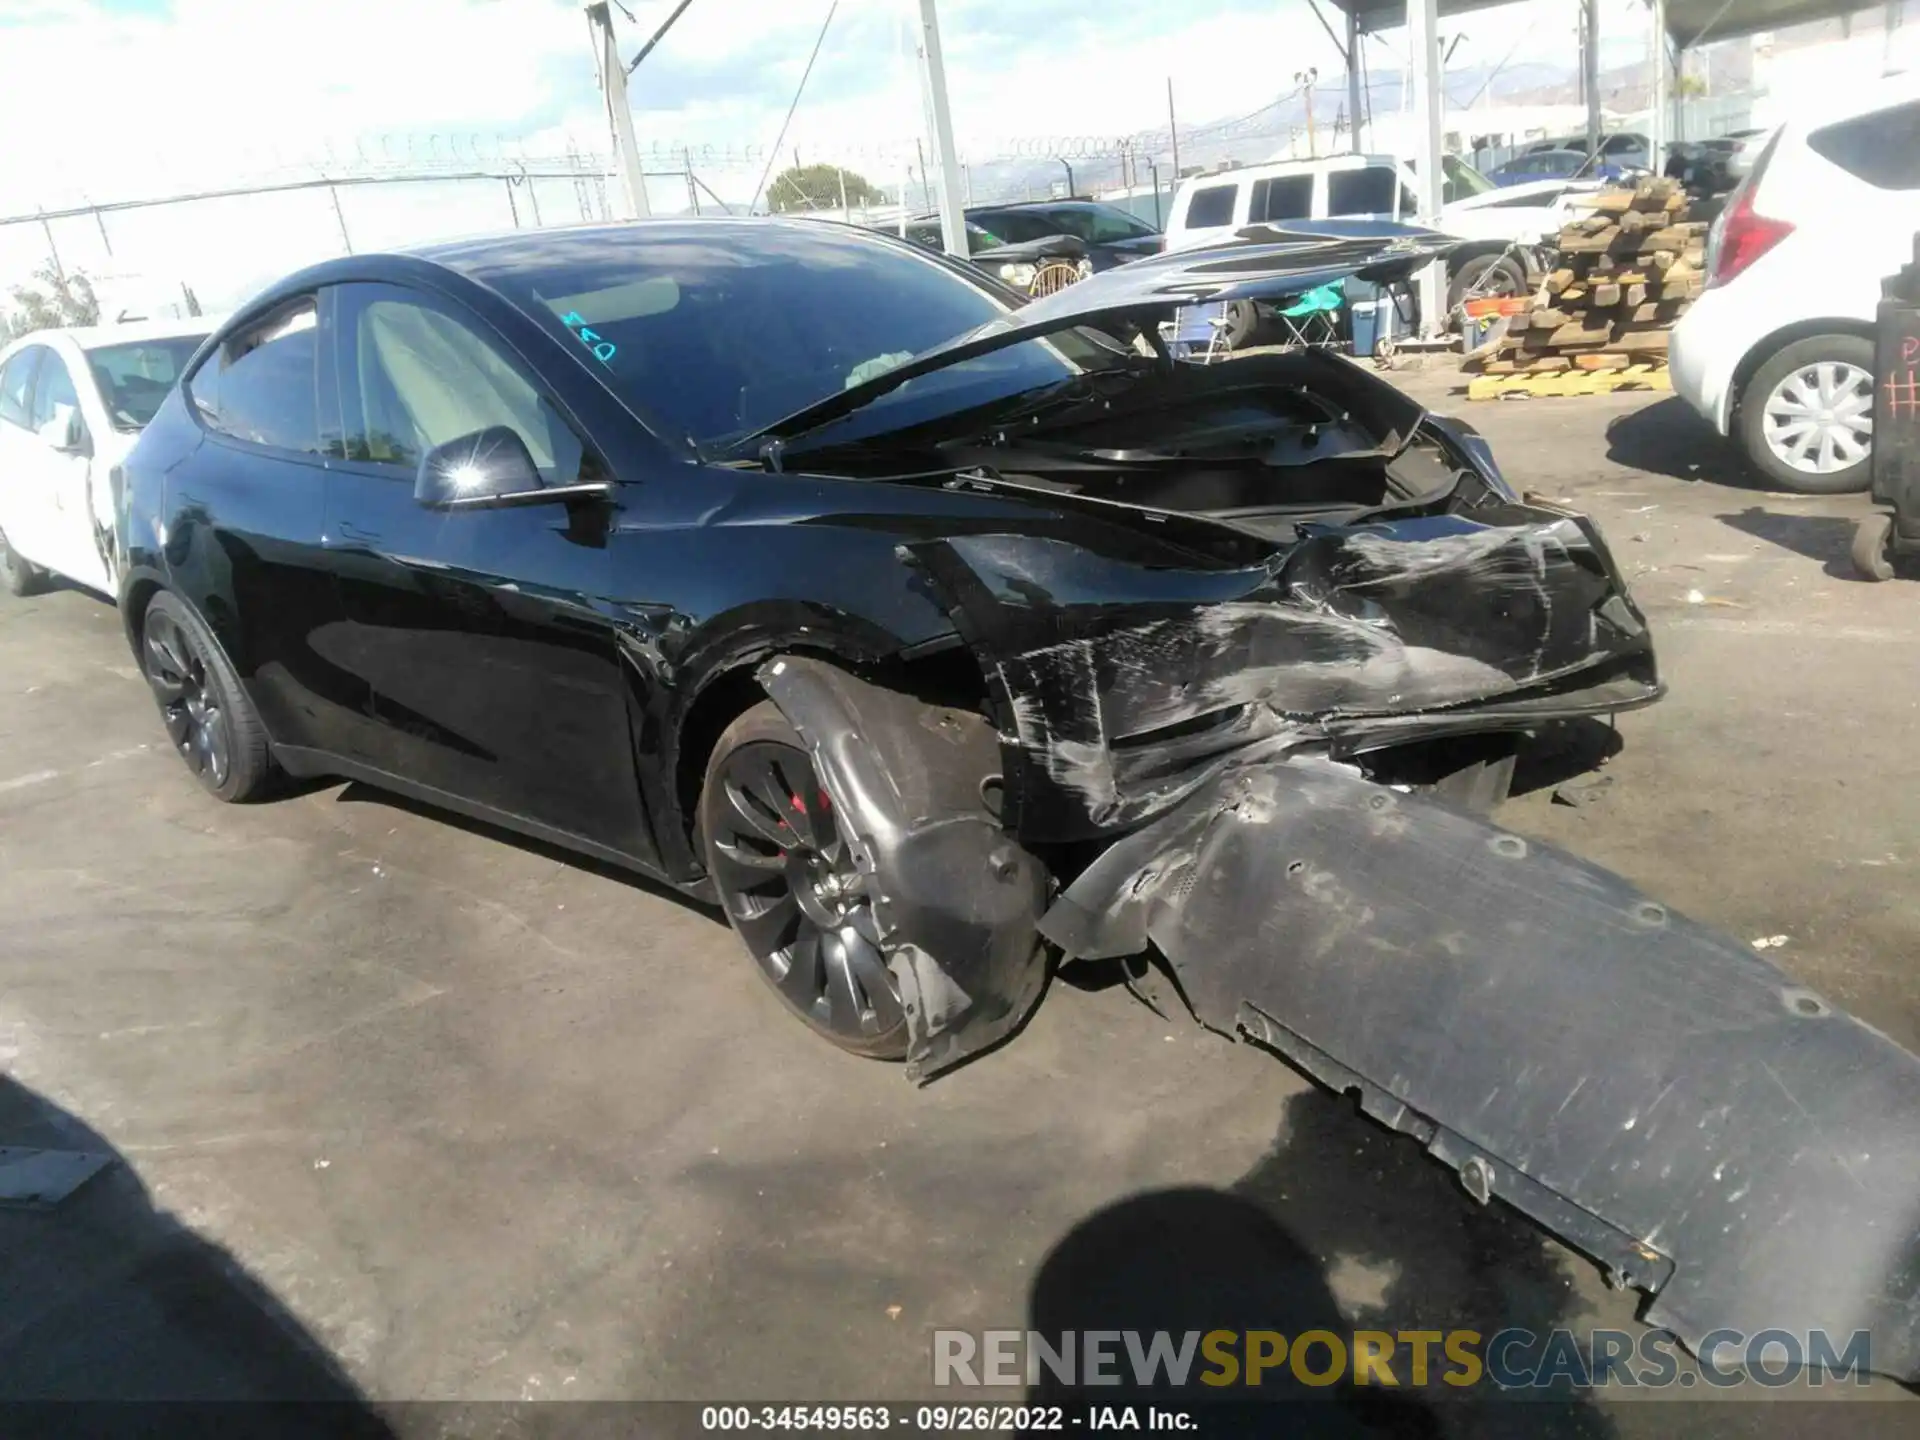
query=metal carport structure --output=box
[1318,0,1899,331]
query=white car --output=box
[0,318,212,596]
[1162,152,1598,309]
[1670,74,1920,493]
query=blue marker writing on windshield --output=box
[560,311,616,366]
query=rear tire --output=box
[1737,335,1875,494]
[139,590,276,802]
[1448,254,1527,312]
[0,527,46,597]
[1221,300,1263,351]
[699,701,909,1060]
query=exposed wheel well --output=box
[671,640,992,851]
[1731,318,1876,418]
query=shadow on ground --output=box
[1716,506,1868,578]
[1605,399,1748,488]
[0,1073,392,1433]
[1026,1088,1620,1439]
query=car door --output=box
[319,279,650,861]
[170,295,363,756]
[0,345,55,571]
[26,348,110,591]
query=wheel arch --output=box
[1730,317,1877,421]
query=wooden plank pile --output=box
[1464,176,1708,396]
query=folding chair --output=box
[1160,302,1234,363]
[1275,280,1345,348]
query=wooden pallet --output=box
[1466,364,1672,400]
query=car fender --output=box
[757,654,1051,1082]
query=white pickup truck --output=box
[1163,152,1599,331]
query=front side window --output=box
[189,301,319,453]
[976,211,1057,243]
[1808,101,1920,190]
[1327,166,1397,216]
[333,286,586,486]
[29,353,82,442]
[1085,205,1156,242]
[1441,155,1498,202]
[87,336,206,431]
[1184,183,1238,229]
[0,348,40,429]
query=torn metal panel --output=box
[1041,759,1920,1380]
[757,656,1050,1082]
[907,506,1659,841]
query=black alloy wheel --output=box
[702,703,908,1058]
[144,607,232,789]
[139,590,274,802]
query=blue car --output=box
[1487,149,1624,187]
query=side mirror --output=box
[414,426,547,510]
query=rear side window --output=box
[0,348,39,428]
[188,301,320,453]
[1807,100,1920,190]
[1184,184,1238,229]
[1249,175,1314,222]
[1327,166,1397,216]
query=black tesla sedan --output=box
[118,216,1661,1065]
[116,221,1920,1375]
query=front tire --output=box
[699,701,909,1060]
[1738,335,1875,494]
[139,590,276,802]
[0,526,46,597]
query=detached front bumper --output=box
[1042,759,1920,1381]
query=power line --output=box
[749,0,840,213]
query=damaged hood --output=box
[730,226,1455,456]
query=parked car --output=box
[111,218,1920,1383]
[1487,148,1625,187]
[961,200,1164,271]
[1523,130,1652,174]
[1671,77,1920,492]
[902,216,1094,295]
[1163,152,1594,321]
[0,317,212,597]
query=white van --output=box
[1164,152,1593,309]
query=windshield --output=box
[467,223,1106,450]
[1441,155,1497,202]
[85,336,206,430]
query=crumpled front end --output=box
[906,502,1661,842]
[1041,758,1920,1382]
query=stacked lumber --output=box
[1463,176,1708,380]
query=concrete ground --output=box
[0,379,1915,1435]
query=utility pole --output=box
[1407,0,1445,335]
[912,0,969,258]
[584,1,650,218]
[1167,77,1181,179]
[1296,67,1320,156]
[1582,0,1601,159]
[1346,9,1364,152]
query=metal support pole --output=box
[38,214,63,281]
[686,150,700,214]
[1651,0,1670,174]
[913,0,969,257]
[1407,0,1446,334]
[585,1,651,219]
[91,206,113,258]
[1348,9,1364,152]
[1167,77,1181,179]
[1059,158,1075,196]
[1583,0,1602,158]
[505,178,521,228]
